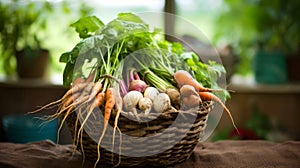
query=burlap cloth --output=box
[0,140,299,168]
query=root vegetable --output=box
[165,88,180,109]
[199,91,239,134]
[112,90,123,164]
[28,79,87,114]
[87,80,103,102]
[129,80,147,92]
[153,93,171,113]
[123,91,143,111]
[95,88,115,168]
[72,77,85,86]
[174,70,220,92]
[119,80,128,97]
[181,94,201,109]
[179,85,202,109]
[128,71,147,92]
[138,97,152,115]
[85,69,96,83]
[144,87,159,102]
[76,92,105,150]
[180,85,198,97]
[123,90,143,120]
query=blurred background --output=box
[0,0,299,144]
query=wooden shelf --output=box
[228,83,300,94]
[0,78,64,89]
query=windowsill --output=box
[228,74,300,94]
[0,74,64,88]
[228,83,300,94]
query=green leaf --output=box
[117,12,145,23]
[59,51,71,63]
[180,52,194,60]
[70,16,104,39]
[62,62,75,87]
[100,12,149,43]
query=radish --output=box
[123,91,143,111]
[144,87,159,102]
[128,70,147,92]
[138,97,152,115]
[153,93,171,113]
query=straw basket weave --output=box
[65,101,213,167]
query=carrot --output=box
[56,91,84,143]
[57,77,85,102]
[75,91,105,167]
[76,92,105,145]
[56,104,74,144]
[28,78,87,114]
[103,88,115,132]
[59,94,90,114]
[199,92,239,134]
[85,69,96,83]
[87,80,103,102]
[72,77,85,86]
[112,90,123,166]
[95,88,115,168]
[174,70,221,92]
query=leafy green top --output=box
[59,12,228,99]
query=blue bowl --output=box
[2,115,58,143]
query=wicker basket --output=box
[65,101,213,167]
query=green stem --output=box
[131,54,175,92]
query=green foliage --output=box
[70,16,104,39]
[246,106,272,139]
[0,0,53,75]
[60,13,228,100]
[180,52,229,99]
[213,0,300,75]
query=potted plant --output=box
[214,0,300,84]
[0,0,53,78]
[252,0,300,84]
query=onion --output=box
[138,97,152,115]
[153,93,171,113]
[144,87,159,101]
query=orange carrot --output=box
[77,92,105,141]
[60,94,89,113]
[62,77,85,100]
[28,83,85,114]
[29,76,88,115]
[95,88,115,168]
[56,104,74,143]
[112,90,122,163]
[75,91,105,166]
[199,92,239,134]
[104,88,115,126]
[87,80,103,102]
[72,77,85,86]
[174,70,220,92]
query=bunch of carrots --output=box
[30,71,122,167]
